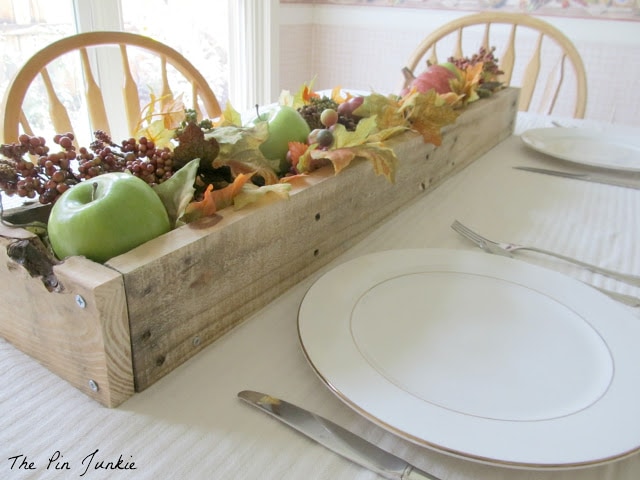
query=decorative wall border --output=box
[281,0,640,22]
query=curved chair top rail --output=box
[1,31,222,144]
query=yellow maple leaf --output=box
[450,62,485,106]
[133,90,186,146]
[333,118,378,148]
[233,183,292,210]
[159,93,188,129]
[399,90,460,146]
[310,147,355,175]
[309,143,397,183]
[136,92,186,131]
[212,100,243,127]
[135,119,176,149]
[357,93,406,131]
[330,86,354,105]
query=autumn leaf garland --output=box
[290,88,461,182]
[131,54,500,222]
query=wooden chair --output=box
[1,31,222,145]
[402,12,588,118]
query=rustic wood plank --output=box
[0,232,134,407]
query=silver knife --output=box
[238,390,441,480]
[514,166,640,190]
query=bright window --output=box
[1,0,277,210]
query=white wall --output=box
[279,4,640,125]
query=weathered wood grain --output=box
[0,230,134,407]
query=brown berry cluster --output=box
[449,46,504,83]
[80,130,175,186]
[0,133,79,204]
[1,130,179,205]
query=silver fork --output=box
[451,220,640,307]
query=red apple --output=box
[337,96,364,117]
[410,64,457,94]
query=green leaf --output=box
[207,124,280,184]
[153,158,199,228]
[333,117,378,148]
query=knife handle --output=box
[403,465,443,480]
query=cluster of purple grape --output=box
[0,133,80,204]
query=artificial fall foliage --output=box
[0,47,504,229]
[135,46,502,221]
[183,172,252,221]
[296,117,399,183]
[134,92,188,147]
[399,89,461,146]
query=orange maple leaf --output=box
[288,141,310,170]
[302,85,320,103]
[184,173,252,220]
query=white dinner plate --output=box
[297,249,640,469]
[521,128,640,171]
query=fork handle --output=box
[516,247,640,287]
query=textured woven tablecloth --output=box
[2,113,639,480]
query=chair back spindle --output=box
[79,47,110,136]
[519,32,543,112]
[40,68,74,140]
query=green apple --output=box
[48,172,171,263]
[251,105,310,172]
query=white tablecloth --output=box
[2,113,640,480]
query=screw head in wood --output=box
[75,295,86,308]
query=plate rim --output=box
[521,127,640,172]
[297,248,640,469]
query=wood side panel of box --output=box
[0,228,134,407]
[106,88,519,392]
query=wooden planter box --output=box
[0,88,519,407]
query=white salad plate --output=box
[521,128,640,172]
[297,249,640,469]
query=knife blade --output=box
[238,390,441,480]
[514,166,640,190]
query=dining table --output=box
[2,110,639,480]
